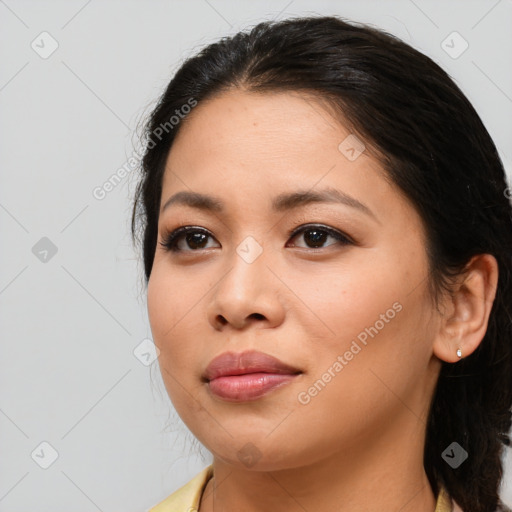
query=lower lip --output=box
[207,373,299,402]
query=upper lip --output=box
[203,350,302,381]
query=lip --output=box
[203,350,302,402]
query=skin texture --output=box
[147,89,498,512]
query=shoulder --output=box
[436,486,464,512]
[148,465,213,512]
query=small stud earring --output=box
[456,348,462,358]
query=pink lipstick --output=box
[203,350,302,402]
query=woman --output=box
[131,15,512,512]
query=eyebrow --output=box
[160,187,377,220]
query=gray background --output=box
[1,0,511,510]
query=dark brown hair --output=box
[131,15,512,512]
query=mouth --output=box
[202,350,302,402]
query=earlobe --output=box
[432,254,499,363]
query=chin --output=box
[196,430,317,472]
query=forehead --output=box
[159,89,414,226]
[163,89,377,186]
[179,88,345,142]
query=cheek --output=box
[147,270,194,411]
[147,265,197,379]
[294,255,404,351]
[147,266,173,349]
[291,296,431,449]
[147,262,204,346]
[297,245,432,389]
[147,261,219,404]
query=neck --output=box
[199,416,437,512]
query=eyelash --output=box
[159,224,354,253]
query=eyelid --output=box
[159,225,218,252]
[286,223,355,245]
[159,223,355,253]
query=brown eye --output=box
[160,223,353,254]
[160,227,219,252]
[287,225,352,249]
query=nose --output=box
[206,246,286,331]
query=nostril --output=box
[217,315,228,326]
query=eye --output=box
[286,224,353,249]
[159,226,219,253]
[159,224,353,254]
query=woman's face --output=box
[147,89,442,471]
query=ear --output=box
[433,254,499,363]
